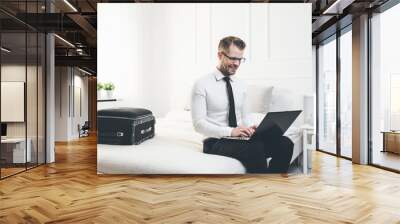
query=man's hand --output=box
[231,126,255,137]
[250,125,257,131]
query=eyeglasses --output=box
[221,52,246,64]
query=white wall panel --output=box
[249,4,269,63]
[98,3,313,116]
[195,4,213,75]
[210,4,251,61]
[98,4,141,109]
[54,67,89,141]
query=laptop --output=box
[223,110,302,141]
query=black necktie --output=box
[223,76,237,128]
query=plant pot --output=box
[97,90,103,99]
[105,90,114,99]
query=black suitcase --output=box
[97,108,155,145]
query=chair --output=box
[78,121,90,138]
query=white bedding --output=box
[97,111,303,174]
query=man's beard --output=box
[219,63,238,76]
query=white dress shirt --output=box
[191,69,254,138]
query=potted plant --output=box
[103,82,115,99]
[97,82,104,99]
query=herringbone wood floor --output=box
[1,135,400,224]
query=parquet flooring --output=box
[1,135,400,223]
[1,167,26,178]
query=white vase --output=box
[97,90,103,99]
[105,90,114,99]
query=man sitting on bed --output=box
[190,36,293,174]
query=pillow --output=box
[269,88,303,112]
[246,85,274,113]
[269,88,304,128]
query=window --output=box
[0,1,47,179]
[370,2,400,171]
[318,37,337,155]
[339,29,352,158]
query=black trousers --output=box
[203,135,294,173]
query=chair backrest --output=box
[82,121,90,129]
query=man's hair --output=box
[218,36,246,53]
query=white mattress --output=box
[97,111,303,174]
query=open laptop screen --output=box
[253,110,302,140]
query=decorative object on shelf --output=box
[97,82,104,99]
[103,82,115,99]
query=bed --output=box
[97,110,304,174]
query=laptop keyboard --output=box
[222,136,250,141]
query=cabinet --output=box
[382,131,400,154]
[0,138,32,166]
